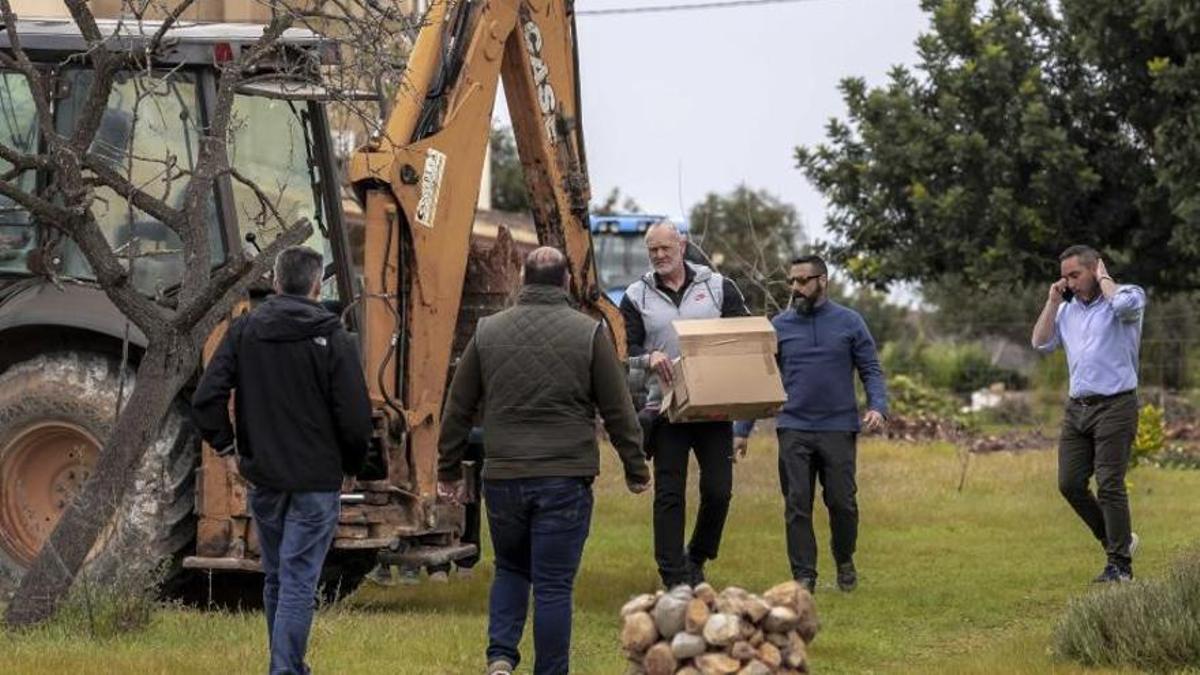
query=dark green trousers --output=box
[1058,391,1138,569]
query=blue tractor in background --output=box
[589,214,710,304]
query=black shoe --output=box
[686,557,706,586]
[1092,563,1133,583]
[796,575,816,593]
[836,561,857,592]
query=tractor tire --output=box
[0,351,198,598]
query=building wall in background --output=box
[10,1,417,22]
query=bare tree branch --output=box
[0,141,49,172]
[0,171,75,224]
[175,218,313,333]
[147,0,198,52]
[0,1,60,137]
[228,166,292,233]
[82,154,183,230]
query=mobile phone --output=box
[1061,286,1073,303]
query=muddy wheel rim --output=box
[0,422,100,565]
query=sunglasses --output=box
[788,274,824,285]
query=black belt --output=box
[1070,390,1135,407]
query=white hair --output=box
[644,220,683,241]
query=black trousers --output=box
[1058,392,1138,569]
[652,420,733,585]
[777,429,858,582]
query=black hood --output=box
[251,294,341,342]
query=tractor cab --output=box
[0,17,354,308]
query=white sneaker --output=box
[1129,532,1140,557]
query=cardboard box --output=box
[662,317,786,423]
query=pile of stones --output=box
[620,580,818,674]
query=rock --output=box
[793,591,818,645]
[730,641,757,661]
[743,596,771,623]
[685,597,711,634]
[742,617,759,640]
[694,583,717,607]
[766,631,790,648]
[669,585,695,602]
[716,586,749,614]
[748,630,764,647]
[670,631,707,660]
[644,642,678,675]
[695,653,742,675]
[785,631,809,670]
[676,668,701,675]
[622,611,658,654]
[722,586,750,601]
[763,580,804,611]
[737,661,771,675]
[763,581,818,644]
[653,594,689,639]
[796,604,819,645]
[757,642,782,668]
[763,606,799,633]
[622,593,658,617]
[703,613,742,647]
[715,595,746,616]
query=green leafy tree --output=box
[689,185,802,314]
[489,124,529,212]
[796,0,1200,291]
[829,282,917,347]
[921,277,1045,345]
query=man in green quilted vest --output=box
[438,246,651,675]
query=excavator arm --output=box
[348,0,622,502]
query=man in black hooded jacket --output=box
[193,245,371,675]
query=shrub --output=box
[881,340,1026,396]
[1051,549,1200,670]
[1132,404,1166,468]
[886,374,961,418]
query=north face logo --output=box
[694,292,707,302]
[313,336,328,347]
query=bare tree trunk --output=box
[4,334,198,628]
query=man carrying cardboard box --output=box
[620,220,751,587]
[734,255,888,593]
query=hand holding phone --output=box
[1050,279,1072,304]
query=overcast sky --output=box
[494,0,930,245]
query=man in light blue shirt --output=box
[1032,245,1145,583]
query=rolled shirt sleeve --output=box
[1110,285,1147,323]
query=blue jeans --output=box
[484,477,594,674]
[249,487,340,675]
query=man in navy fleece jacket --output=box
[734,254,888,593]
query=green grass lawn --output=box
[3,436,1198,674]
